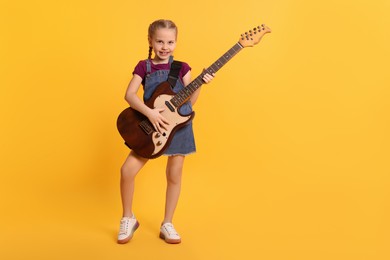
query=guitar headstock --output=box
[238,24,271,48]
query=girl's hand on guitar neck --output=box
[146,107,169,133]
[202,72,215,84]
[188,71,216,106]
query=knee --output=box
[166,170,182,185]
[120,152,146,181]
[121,164,137,181]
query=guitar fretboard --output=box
[170,42,243,107]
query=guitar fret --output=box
[215,59,224,68]
[234,44,241,51]
[195,78,203,86]
[180,91,189,99]
[228,49,235,57]
[188,84,196,93]
[184,87,192,95]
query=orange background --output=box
[1,0,389,259]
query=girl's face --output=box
[149,28,177,63]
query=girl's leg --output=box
[117,151,148,244]
[163,155,185,224]
[120,151,148,217]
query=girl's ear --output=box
[148,36,152,46]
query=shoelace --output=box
[163,223,178,236]
[119,218,130,235]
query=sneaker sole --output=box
[117,221,139,244]
[159,232,181,244]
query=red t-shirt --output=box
[132,59,191,83]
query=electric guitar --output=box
[117,24,271,159]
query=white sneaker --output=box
[117,215,139,244]
[159,223,181,244]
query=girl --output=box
[117,19,214,244]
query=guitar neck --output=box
[170,42,244,107]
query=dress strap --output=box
[146,59,151,74]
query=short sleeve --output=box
[179,62,191,79]
[132,60,147,79]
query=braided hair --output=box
[147,19,178,59]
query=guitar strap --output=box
[167,60,182,88]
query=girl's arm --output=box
[124,74,150,115]
[125,74,169,132]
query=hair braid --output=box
[148,46,153,59]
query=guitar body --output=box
[117,81,195,159]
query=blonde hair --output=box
[147,19,178,59]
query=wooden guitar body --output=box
[117,81,194,159]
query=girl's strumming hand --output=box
[147,107,169,133]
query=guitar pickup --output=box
[165,101,175,112]
[139,120,154,135]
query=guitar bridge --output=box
[139,120,154,135]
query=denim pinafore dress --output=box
[143,57,196,156]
